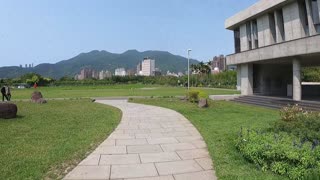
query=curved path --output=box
[64,100,216,180]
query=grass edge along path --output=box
[0,100,121,180]
[130,98,287,180]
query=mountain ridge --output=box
[0,50,199,79]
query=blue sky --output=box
[0,0,257,67]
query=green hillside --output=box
[0,50,199,79]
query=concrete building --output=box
[141,58,156,76]
[211,55,226,73]
[126,69,135,76]
[77,68,93,80]
[226,0,320,101]
[98,70,112,80]
[136,62,142,75]
[115,68,126,76]
[75,68,102,80]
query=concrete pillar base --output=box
[240,63,253,95]
[292,58,301,101]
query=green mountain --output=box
[0,50,199,79]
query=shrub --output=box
[198,90,209,99]
[275,110,320,142]
[187,90,200,103]
[236,128,320,179]
[279,104,306,122]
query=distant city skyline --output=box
[0,0,257,67]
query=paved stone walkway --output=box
[64,100,217,180]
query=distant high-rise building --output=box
[29,64,32,68]
[19,64,22,68]
[99,70,105,80]
[136,62,142,75]
[210,55,226,73]
[98,70,112,80]
[25,64,27,68]
[77,68,94,80]
[127,69,135,76]
[141,58,155,76]
[115,68,126,76]
[92,70,99,79]
[105,71,112,78]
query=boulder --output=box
[198,98,209,108]
[0,103,18,119]
[31,91,47,104]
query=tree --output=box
[191,62,211,76]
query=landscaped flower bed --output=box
[236,105,320,179]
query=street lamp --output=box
[187,49,192,90]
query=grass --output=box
[130,98,286,180]
[0,100,121,180]
[10,84,239,99]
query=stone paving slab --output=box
[64,100,216,180]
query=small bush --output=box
[236,128,320,179]
[198,90,209,99]
[187,90,199,103]
[275,109,320,142]
[279,104,306,122]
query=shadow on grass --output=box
[0,115,24,121]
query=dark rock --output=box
[198,98,209,108]
[0,103,18,119]
[31,91,47,104]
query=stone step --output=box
[232,96,320,111]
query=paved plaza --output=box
[64,100,216,180]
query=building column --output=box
[241,63,253,95]
[293,58,302,101]
[237,65,241,91]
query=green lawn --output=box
[10,84,239,100]
[0,100,121,180]
[131,98,286,180]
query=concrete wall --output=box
[226,34,320,65]
[235,1,312,53]
[240,24,249,51]
[240,64,253,95]
[257,15,272,47]
[283,1,306,41]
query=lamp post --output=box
[187,49,192,90]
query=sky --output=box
[0,0,257,67]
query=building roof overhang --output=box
[225,0,293,30]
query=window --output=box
[300,0,310,36]
[246,22,252,50]
[234,28,240,53]
[252,20,259,48]
[311,0,320,24]
[269,13,276,43]
[276,9,285,41]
